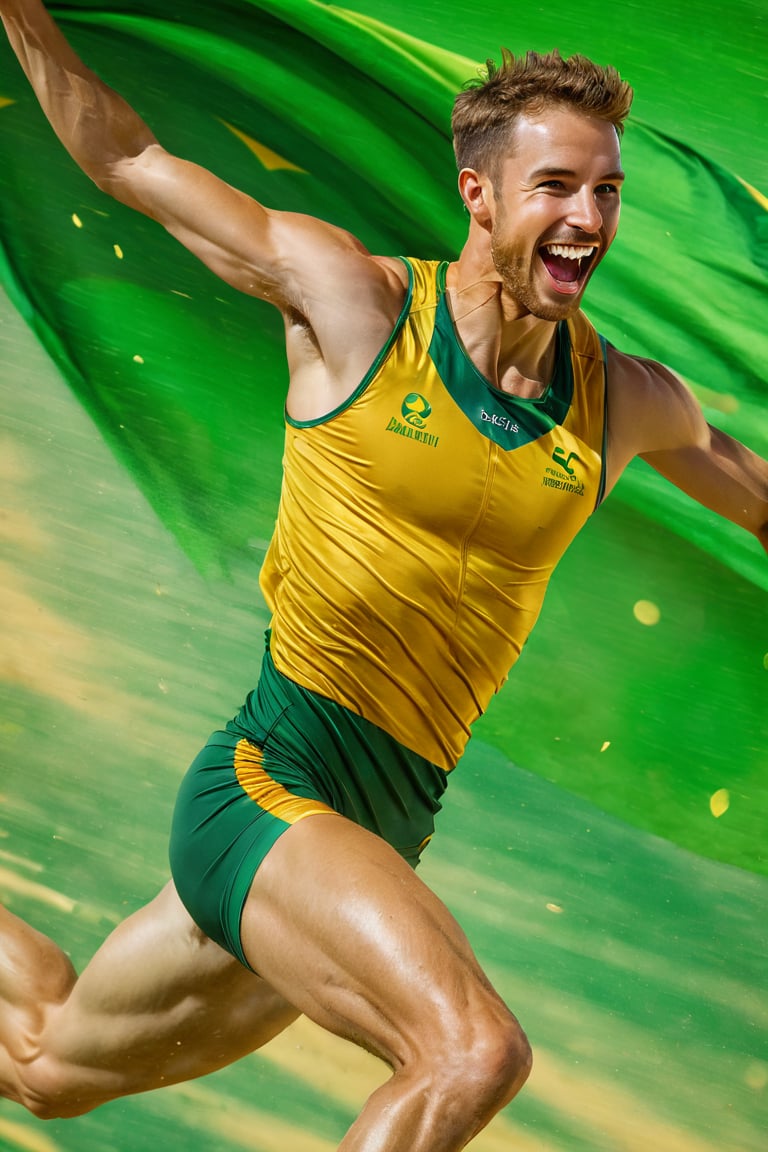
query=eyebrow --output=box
[528,166,626,182]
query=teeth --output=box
[544,243,596,261]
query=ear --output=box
[458,168,494,227]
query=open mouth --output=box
[539,243,597,295]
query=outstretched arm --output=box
[0,0,407,412]
[607,350,768,553]
[0,0,299,303]
[642,423,768,554]
[0,0,398,312]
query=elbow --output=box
[92,144,162,216]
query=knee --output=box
[466,1007,532,1107]
[16,1058,98,1121]
[435,1001,532,1116]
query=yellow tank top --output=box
[260,258,607,769]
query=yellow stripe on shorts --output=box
[234,737,338,824]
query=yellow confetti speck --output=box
[545,903,563,914]
[133,354,144,364]
[763,652,768,671]
[633,599,660,626]
[709,788,730,818]
[600,741,611,752]
[71,213,83,228]
[158,679,169,695]
[113,244,124,259]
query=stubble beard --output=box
[491,232,580,323]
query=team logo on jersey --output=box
[385,392,440,448]
[401,393,432,428]
[542,447,585,495]
[552,447,579,475]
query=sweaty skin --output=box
[0,3,766,1150]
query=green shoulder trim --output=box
[428,283,573,451]
[594,334,610,509]
[286,257,415,429]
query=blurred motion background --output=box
[0,2,766,1149]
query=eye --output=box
[596,183,620,195]
[537,179,566,190]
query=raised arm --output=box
[606,348,768,553]
[0,0,286,293]
[0,0,408,411]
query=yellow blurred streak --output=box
[0,865,75,912]
[0,507,47,551]
[527,1047,737,1152]
[261,1016,385,1106]
[0,848,43,873]
[745,1060,768,1090]
[0,1117,62,1152]
[0,560,175,735]
[166,1081,337,1152]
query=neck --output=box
[446,249,560,398]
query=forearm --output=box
[1,0,157,196]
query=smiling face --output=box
[483,107,625,320]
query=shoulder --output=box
[373,255,411,290]
[607,345,708,456]
[268,216,408,306]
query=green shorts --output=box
[169,637,448,968]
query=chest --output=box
[296,357,601,569]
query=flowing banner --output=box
[0,1,766,580]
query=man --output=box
[0,2,766,1149]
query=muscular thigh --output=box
[240,814,507,1070]
[41,882,299,1109]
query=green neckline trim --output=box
[285,257,415,429]
[428,271,573,450]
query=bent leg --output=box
[0,883,299,1118]
[241,815,532,1152]
[0,905,77,1105]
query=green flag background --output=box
[0,2,766,1150]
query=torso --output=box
[263,258,609,769]
[282,251,652,496]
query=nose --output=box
[565,187,603,235]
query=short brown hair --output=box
[452,49,633,179]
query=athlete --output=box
[0,2,766,1150]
